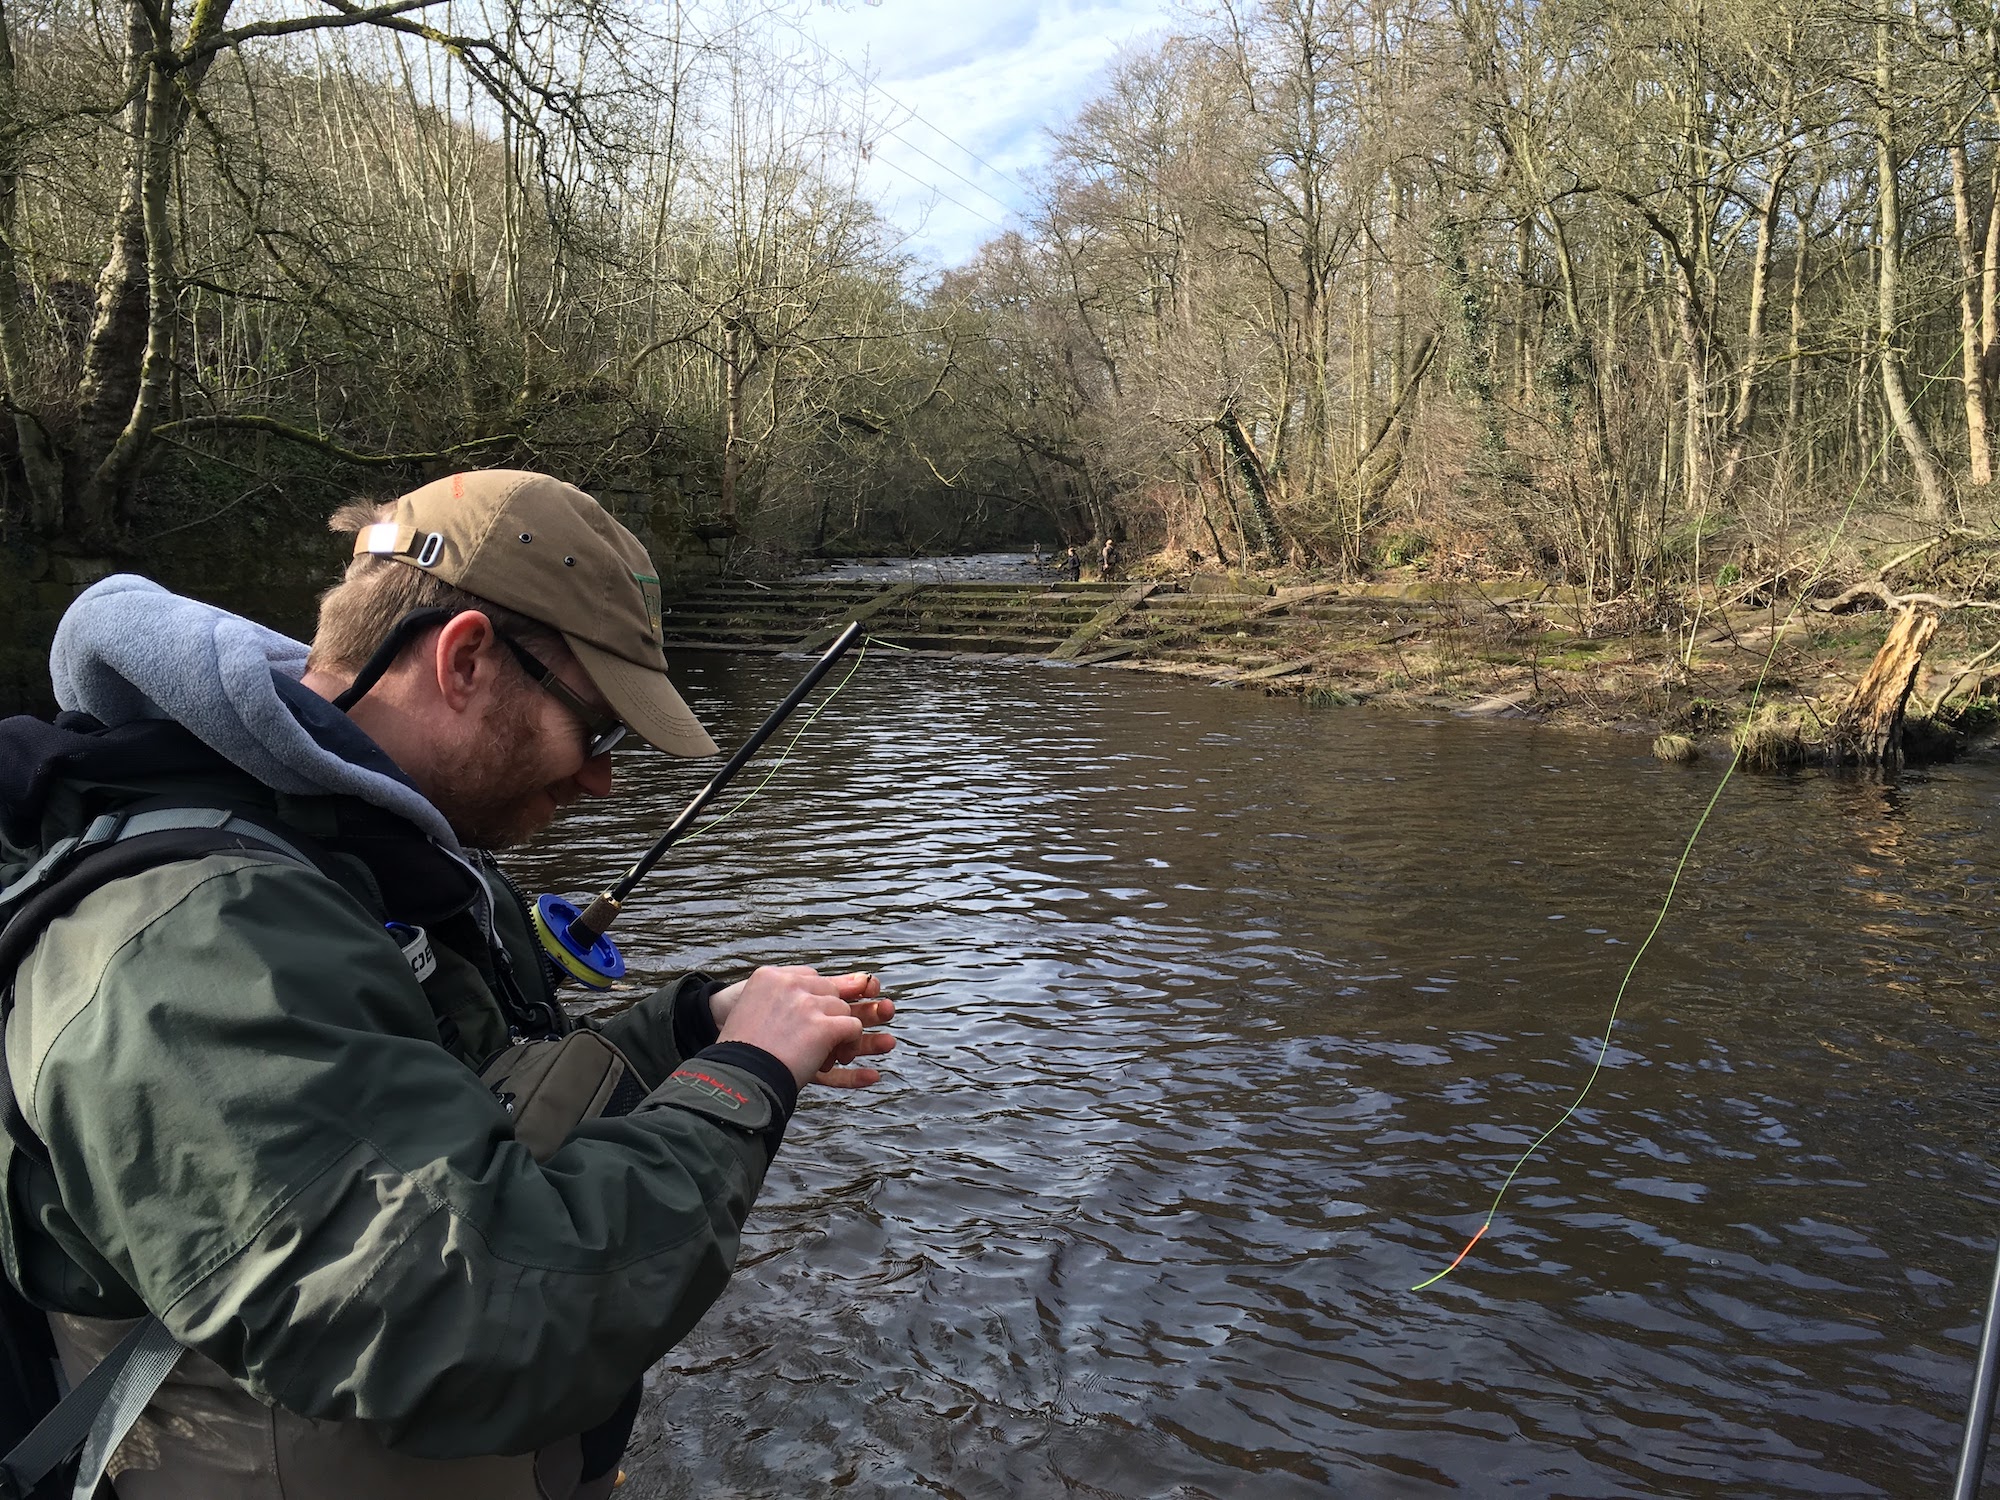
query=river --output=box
[503,648,2000,1498]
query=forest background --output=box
[3,0,2000,670]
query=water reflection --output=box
[503,654,2000,1498]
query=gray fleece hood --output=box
[51,575,461,850]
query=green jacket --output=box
[0,723,789,1461]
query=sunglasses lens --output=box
[591,723,630,758]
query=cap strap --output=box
[355,524,445,567]
[356,522,412,557]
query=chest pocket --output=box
[477,1032,649,1162]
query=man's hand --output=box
[811,974,895,1089]
[712,968,895,1089]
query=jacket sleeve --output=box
[586,974,723,1088]
[13,855,784,1458]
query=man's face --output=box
[430,637,617,848]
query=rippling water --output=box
[503,651,2000,1498]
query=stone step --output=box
[665,625,806,643]
[876,607,1100,626]
[682,589,881,608]
[671,607,854,627]
[1134,595,1288,611]
[868,631,1063,653]
[1285,602,1447,619]
[1106,618,1289,640]
[1134,605,1296,623]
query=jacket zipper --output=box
[473,853,567,1038]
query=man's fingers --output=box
[813,1065,883,1089]
[818,1030,894,1079]
[716,968,874,1085]
[762,964,844,998]
[817,1010,865,1044]
[825,1032,895,1067]
[716,966,891,1091]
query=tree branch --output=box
[152,414,522,467]
[192,0,450,63]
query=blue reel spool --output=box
[532,893,626,991]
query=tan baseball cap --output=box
[353,470,717,756]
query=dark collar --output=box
[270,673,419,791]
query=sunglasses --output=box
[494,629,630,759]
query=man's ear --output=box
[431,611,496,714]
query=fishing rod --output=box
[1953,1230,2000,1498]
[531,621,864,989]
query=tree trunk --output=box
[1983,32,2000,389]
[1833,603,1942,769]
[70,0,234,537]
[78,47,184,530]
[720,315,742,528]
[447,267,484,430]
[1218,404,1281,558]
[1875,9,1952,518]
[71,0,158,526]
[1188,436,1236,566]
[1984,156,2000,395]
[1212,434,1250,560]
[1950,137,1992,484]
[1717,142,1790,498]
[1548,214,1622,572]
[1678,275,1706,512]
[0,0,64,530]
[1779,201,1811,471]
[1514,216,1532,402]
[1345,333,1438,519]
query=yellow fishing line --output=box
[673,634,907,850]
[1411,463,1881,1292]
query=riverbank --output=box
[670,562,2000,764]
[1177,580,1999,762]
[1107,585,2000,765]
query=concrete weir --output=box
[664,578,1138,657]
[661,575,1541,681]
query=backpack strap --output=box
[0,808,314,917]
[0,810,325,1500]
[0,1316,181,1500]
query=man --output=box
[0,470,894,1497]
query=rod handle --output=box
[566,892,622,947]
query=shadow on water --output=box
[503,651,2000,1499]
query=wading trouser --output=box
[51,1314,623,1500]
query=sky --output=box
[794,0,1183,269]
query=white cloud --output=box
[796,0,1181,267]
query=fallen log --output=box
[1812,578,2000,615]
[1925,636,2000,717]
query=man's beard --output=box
[429,687,560,849]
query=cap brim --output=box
[564,634,718,757]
